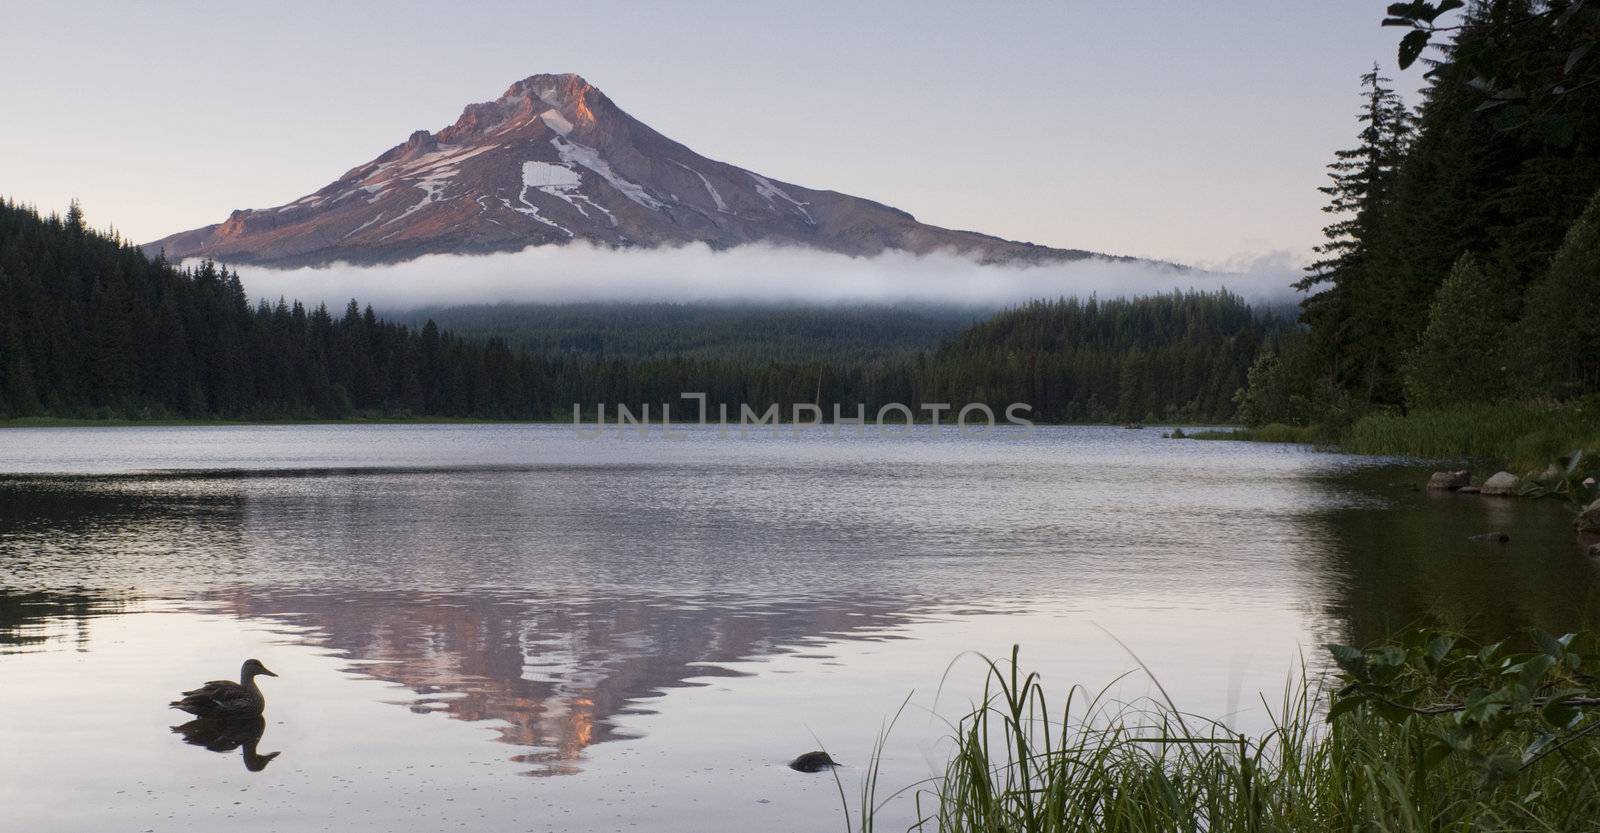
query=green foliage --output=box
[847,636,1600,832]
[922,292,1280,424]
[1232,329,1354,431]
[1295,67,1413,404]
[1298,66,1413,297]
[1384,0,1598,140]
[0,199,558,419]
[1340,402,1600,470]
[1327,628,1600,794]
[1401,253,1516,408]
[403,302,975,363]
[1518,185,1600,396]
[1250,3,1600,418]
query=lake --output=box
[1,424,1594,832]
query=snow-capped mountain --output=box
[146,73,1111,267]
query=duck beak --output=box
[260,666,279,677]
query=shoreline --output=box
[0,416,1243,430]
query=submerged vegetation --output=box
[850,632,1600,832]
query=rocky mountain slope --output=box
[147,73,1115,267]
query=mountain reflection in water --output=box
[207,589,926,775]
[4,426,1600,833]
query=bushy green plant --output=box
[1518,186,1600,398]
[1341,403,1600,469]
[1327,629,1600,808]
[848,634,1600,832]
[1402,253,1515,409]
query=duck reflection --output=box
[171,716,281,772]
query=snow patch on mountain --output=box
[551,137,664,211]
[383,172,455,228]
[539,110,573,136]
[748,173,814,225]
[676,162,729,213]
[521,161,581,188]
[512,165,575,236]
[342,214,384,240]
[520,161,616,225]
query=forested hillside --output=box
[402,302,977,363]
[0,198,1273,424]
[924,294,1273,423]
[1240,0,1600,426]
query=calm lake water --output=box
[1,424,1595,832]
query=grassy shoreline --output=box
[846,635,1600,832]
[1183,403,1600,471]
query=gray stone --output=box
[1457,486,1481,494]
[1468,532,1510,544]
[1577,498,1600,535]
[1427,470,1471,491]
[1480,471,1520,496]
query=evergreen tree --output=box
[1401,253,1515,408]
[1517,185,1600,396]
[1296,66,1414,402]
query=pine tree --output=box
[64,199,84,235]
[1296,66,1414,400]
[1517,186,1600,397]
[1299,67,1413,293]
[1401,253,1514,408]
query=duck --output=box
[169,659,278,719]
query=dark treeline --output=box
[922,294,1274,423]
[403,302,979,363]
[0,198,1273,423]
[1241,0,1600,426]
[0,199,554,419]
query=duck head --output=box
[241,658,279,680]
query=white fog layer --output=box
[219,242,1303,311]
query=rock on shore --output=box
[1578,498,1600,535]
[1480,471,1520,496]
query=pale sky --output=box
[0,1,1411,268]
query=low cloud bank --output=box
[229,242,1303,312]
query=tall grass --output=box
[1340,404,1600,469]
[848,646,1600,833]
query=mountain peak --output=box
[438,72,597,143]
[502,72,593,104]
[145,73,1111,268]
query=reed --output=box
[847,640,1600,833]
[1340,404,1600,469]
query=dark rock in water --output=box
[1468,532,1510,544]
[788,751,839,772]
[1427,470,1471,491]
[1457,486,1481,494]
[1576,498,1600,535]
[1589,543,1600,558]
